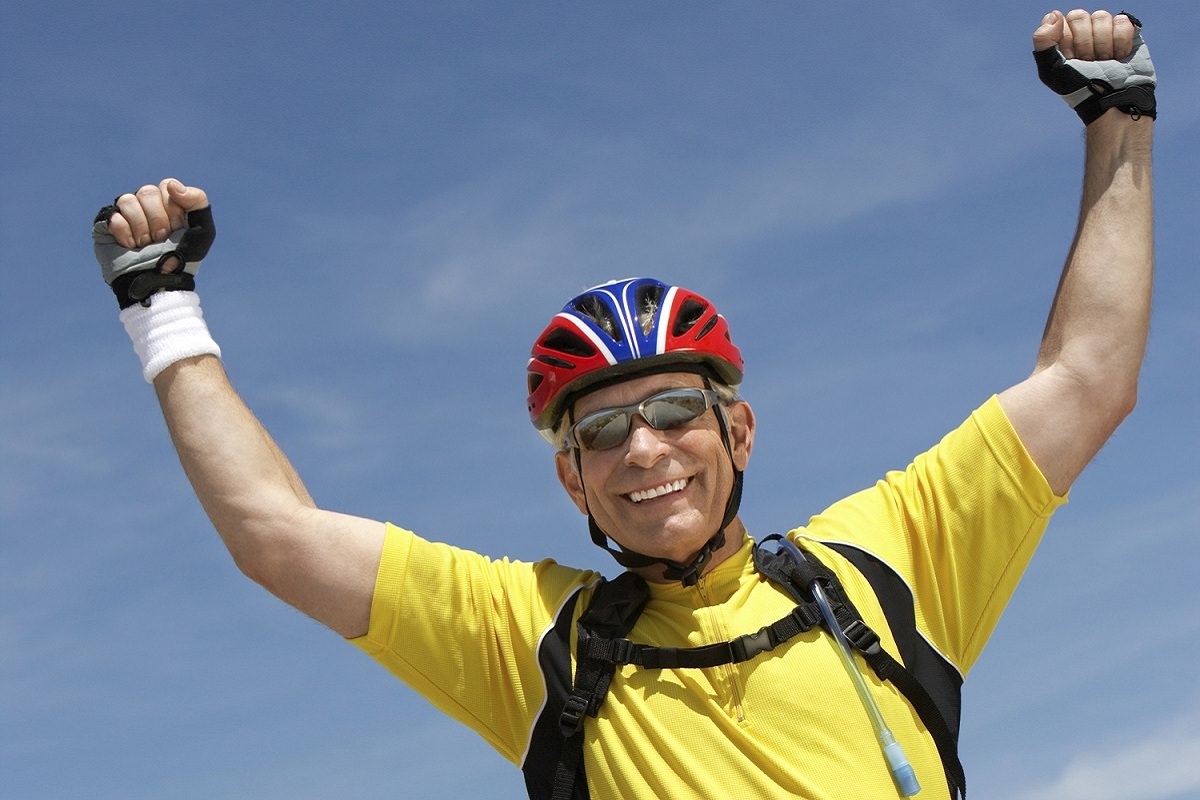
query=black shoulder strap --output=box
[523,586,582,800]
[532,572,648,800]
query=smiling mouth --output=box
[626,478,690,504]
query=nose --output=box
[623,416,671,468]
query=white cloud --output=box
[254,382,373,453]
[280,100,1032,354]
[1011,705,1200,800]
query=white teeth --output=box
[628,479,688,503]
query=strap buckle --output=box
[842,619,882,655]
[730,627,773,663]
[607,637,635,665]
[558,693,590,738]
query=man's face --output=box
[554,372,755,570]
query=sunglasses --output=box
[566,388,724,451]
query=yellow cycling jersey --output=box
[351,396,1065,798]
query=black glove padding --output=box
[92,205,216,309]
[1034,12,1156,125]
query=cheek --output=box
[555,453,589,514]
[565,453,625,513]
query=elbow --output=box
[222,528,275,590]
[1053,346,1143,431]
[230,546,272,589]
[1084,373,1139,437]
[212,512,300,596]
[1103,369,1140,426]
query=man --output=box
[92,10,1154,799]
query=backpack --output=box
[521,535,966,800]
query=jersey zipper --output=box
[696,574,748,724]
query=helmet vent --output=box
[635,284,665,335]
[573,296,622,342]
[672,298,708,337]
[527,373,544,395]
[694,314,719,340]
[541,328,596,358]
[536,354,577,369]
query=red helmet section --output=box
[527,279,744,435]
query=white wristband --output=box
[119,291,221,383]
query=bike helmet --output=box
[527,277,744,442]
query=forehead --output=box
[573,372,706,417]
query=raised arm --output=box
[96,179,384,638]
[998,10,1155,496]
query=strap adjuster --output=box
[607,637,635,665]
[842,619,881,655]
[558,693,590,737]
[789,603,820,631]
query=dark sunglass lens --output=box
[578,410,632,450]
[643,392,708,430]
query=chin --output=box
[623,524,715,563]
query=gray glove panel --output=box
[92,206,216,308]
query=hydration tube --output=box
[777,537,921,797]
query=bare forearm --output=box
[1038,110,1154,402]
[154,354,311,567]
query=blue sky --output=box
[3,2,1198,798]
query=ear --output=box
[555,450,590,515]
[725,400,756,471]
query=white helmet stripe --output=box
[656,285,680,355]
[554,312,619,365]
[624,280,643,357]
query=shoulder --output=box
[370,523,600,635]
